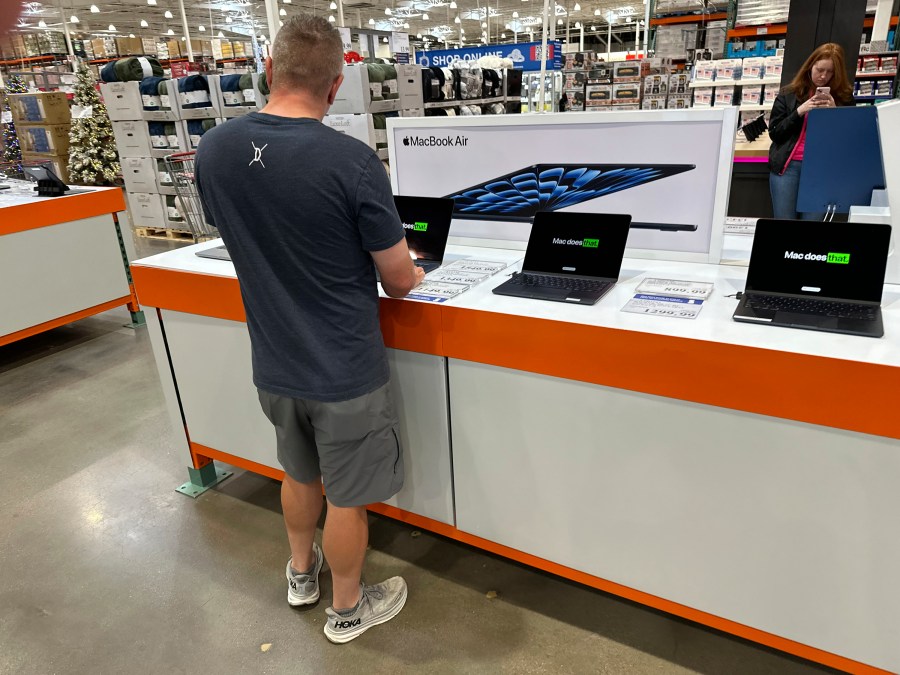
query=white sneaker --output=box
[285,542,324,606]
[323,577,408,644]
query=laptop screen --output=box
[746,219,891,302]
[522,212,632,278]
[393,195,455,263]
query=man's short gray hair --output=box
[271,14,344,97]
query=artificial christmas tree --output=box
[1,74,26,173]
[68,66,120,185]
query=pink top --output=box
[782,113,809,174]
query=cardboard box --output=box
[233,41,246,57]
[116,37,143,56]
[21,153,70,184]
[127,192,166,229]
[611,82,640,102]
[323,113,376,149]
[397,64,424,109]
[17,123,71,155]
[668,72,689,95]
[112,119,187,158]
[166,40,181,59]
[8,92,71,125]
[563,52,594,70]
[142,38,157,55]
[742,57,765,80]
[667,94,691,109]
[585,84,612,103]
[102,81,179,121]
[763,85,778,104]
[613,60,646,83]
[612,103,640,111]
[156,42,169,60]
[643,74,667,96]
[564,88,585,110]
[172,76,219,119]
[587,65,612,83]
[641,95,666,110]
[121,157,159,193]
[91,37,112,58]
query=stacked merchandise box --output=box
[142,38,158,56]
[563,70,587,111]
[115,37,144,57]
[8,91,73,182]
[612,61,645,110]
[667,72,691,109]
[584,64,612,110]
[641,73,667,110]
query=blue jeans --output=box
[769,161,825,220]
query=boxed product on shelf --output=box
[860,55,881,72]
[127,192,167,230]
[741,85,763,105]
[16,124,71,155]
[667,94,691,109]
[8,92,71,125]
[668,72,689,94]
[613,61,646,83]
[90,38,111,59]
[115,37,143,56]
[184,119,219,149]
[587,65,612,83]
[121,157,159,194]
[166,40,181,59]
[714,58,742,81]
[112,119,187,158]
[611,82,640,103]
[612,103,640,111]
[641,95,666,110]
[101,81,180,122]
[563,71,587,89]
[564,89,585,110]
[233,42,247,58]
[743,57,765,80]
[763,85,778,104]
[563,52,594,70]
[692,87,713,107]
[880,55,898,71]
[856,81,876,96]
[874,80,893,96]
[764,55,783,79]
[323,113,378,149]
[643,74,668,96]
[156,42,169,61]
[714,87,735,107]
[173,75,219,119]
[693,60,716,81]
[142,38,157,55]
[22,153,70,183]
[585,84,612,104]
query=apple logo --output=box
[403,137,411,146]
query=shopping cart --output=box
[163,151,219,241]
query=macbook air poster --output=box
[389,109,736,260]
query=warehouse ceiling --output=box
[8,0,653,49]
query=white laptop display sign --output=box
[388,109,737,263]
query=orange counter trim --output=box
[132,266,247,322]
[189,441,889,675]
[0,188,127,236]
[0,296,132,348]
[441,307,900,440]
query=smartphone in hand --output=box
[815,86,830,98]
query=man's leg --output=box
[282,474,324,571]
[323,501,368,610]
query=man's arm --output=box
[371,241,425,298]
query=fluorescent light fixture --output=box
[70,14,79,23]
[329,1,336,8]
[147,0,156,4]
[382,36,388,42]
[454,15,460,23]
[384,7,391,14]
[328,14,335,22]
[481,21,486,27]
[140,19,149,27]
[164,10,173,18]
[279,7,286,15]
[90,4,99,12]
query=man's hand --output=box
[372,239,423,298]
[413,266,426,288]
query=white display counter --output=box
[132,236,900,675]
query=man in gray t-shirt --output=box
[195,15,424,644]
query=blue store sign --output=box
[417,41,562,71]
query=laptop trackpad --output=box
[777,311,839,329]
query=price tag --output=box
[1,111,12,124]
[757,26,768,35]
[724,216,757,235]
[635,278,713,299]
[444,259,508,275]
[427,269,489,286]
[622,294,705,320]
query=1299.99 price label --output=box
[622,295,704,320]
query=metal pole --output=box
[607,20,611,61]
[178,0,194,61]
[579,23,584,50]
[538,0,550,112]
[356,9,361,29]
[644,0,651,56]
[262,0,280,42]
[565,0,570,46]
[57,0,75,57]
[338,0,345,28]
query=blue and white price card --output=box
[622,293,709,320]
[635,278,714,299]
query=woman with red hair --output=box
[768,42,855,219]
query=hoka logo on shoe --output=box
[334,619,361,629]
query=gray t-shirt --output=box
[195,112,404,402]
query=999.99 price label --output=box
[621,294,704,320]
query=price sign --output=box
[622,294,705,320]
[635,278,713,299]
[337,27,352,53]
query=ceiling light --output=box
[140,19,148,27]
[594,8,600,14]
[217,31,224,37]
[167,28,174,35]
[460,27,465,33]
[284,0,291,3]
[329,1,337,8]
[225,16,232,23]
[556,18,562,24]
[368,17,375,24]
[164,10,173,18]
[590,24,595,30]
[147,0,156,4]
[108,24,116,31]
[512,11,518,17]
[416,32,421,37]
[70,14,79,23]
[501,32,506,38]
[279,7,286,15]
[454,15,460,23]
[573,2,580,9]
[181,36,186,41]
[328,14,335,22]
[481,21,486,27]
[574,21,581,28]
[38,19,46,28]
[403,21,409,28]
[384,7,391,14]
[279,20,283,26]
[449,1,456,7]
[422,12,429,19]
[382,36,389,42]
[198,24,205,31]
[90,4,99,12]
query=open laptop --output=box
[733,219,891,338]
[394,195,455,273]
[492,211,631,305]
[197,195,455,266]
[443,164,697,231]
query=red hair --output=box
[786,42,853,105]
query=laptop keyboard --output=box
[745,293,878,321]
[510,272,611,293]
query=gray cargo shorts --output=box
[257,381,404,508]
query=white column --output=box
[338,0,345,28]
[538,0,550,112]
[263,0,280,42]
[579,23,584,50]
[871,0,893,43]
[607,21,611,61]
[57,0,75,57]
[178,0,194,61]
[643,0,651,56]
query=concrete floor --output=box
[0,237,839,675]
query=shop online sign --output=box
[417,41,562,71]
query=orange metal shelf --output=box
[650,12,727,26]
